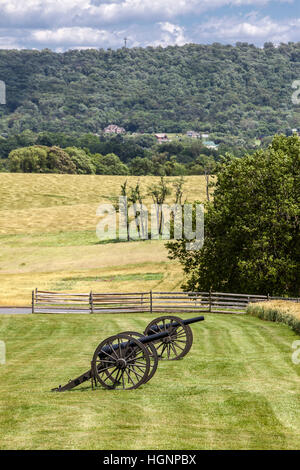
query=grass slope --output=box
[0,174,210,234]
[0,174,210,305]
[0,313,299,450]
[0,239,183,305]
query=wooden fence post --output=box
[32,290,35,314]
[90,291,94,314]
[150,290,153,314]
[209,288,212,312]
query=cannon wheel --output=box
[92,333,151,390]
[122,331,159,383]
[144,315,193,360]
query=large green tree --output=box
[8,145,77,174]
[64,147,96,174]
[8,146,47,172]
[166,135,300,296]
[91,153,129,175]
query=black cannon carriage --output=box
[52,315,204,392]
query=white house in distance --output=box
[155,133,169,144]
[104,124,125,134]
[186,130,201,138]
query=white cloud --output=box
[0,1,293,28]
[150,22,189,47]
[0,1,297,50]
[32,27,122,48]
[196,14,300,44]
[27,22,189,50]
[0,35,21,49]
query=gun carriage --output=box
[52,315,204,392]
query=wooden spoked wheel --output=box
[122,331,159,383]
[91,333,150,390]
[144,315,193,360]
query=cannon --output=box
[52,315,204,392]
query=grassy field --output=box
[0,312,299,450]
[0,173,211,305]
[0,173,210,234]
[0,235,183,305]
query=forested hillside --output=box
[0,42,299,138]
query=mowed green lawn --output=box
[0,312,299,450]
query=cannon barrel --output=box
[145,315,205,336]
[52,315,204,392]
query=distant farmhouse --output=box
[155,133,169,144]
[186,130,201,138]
[186,131,212,140]
[104,124,125,134]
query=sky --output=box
[0,0,299,51]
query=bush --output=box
[247,303,300,335]
[8,146,48,172]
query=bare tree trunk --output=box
[205,172,210,202]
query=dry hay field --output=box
[253,301,300,321]
[247,300,300,336]
[0,173,210,305]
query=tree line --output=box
[1,130,222,175]
[4,143,217,176]
[0,42,299,141]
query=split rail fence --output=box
[32,289,299,315]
